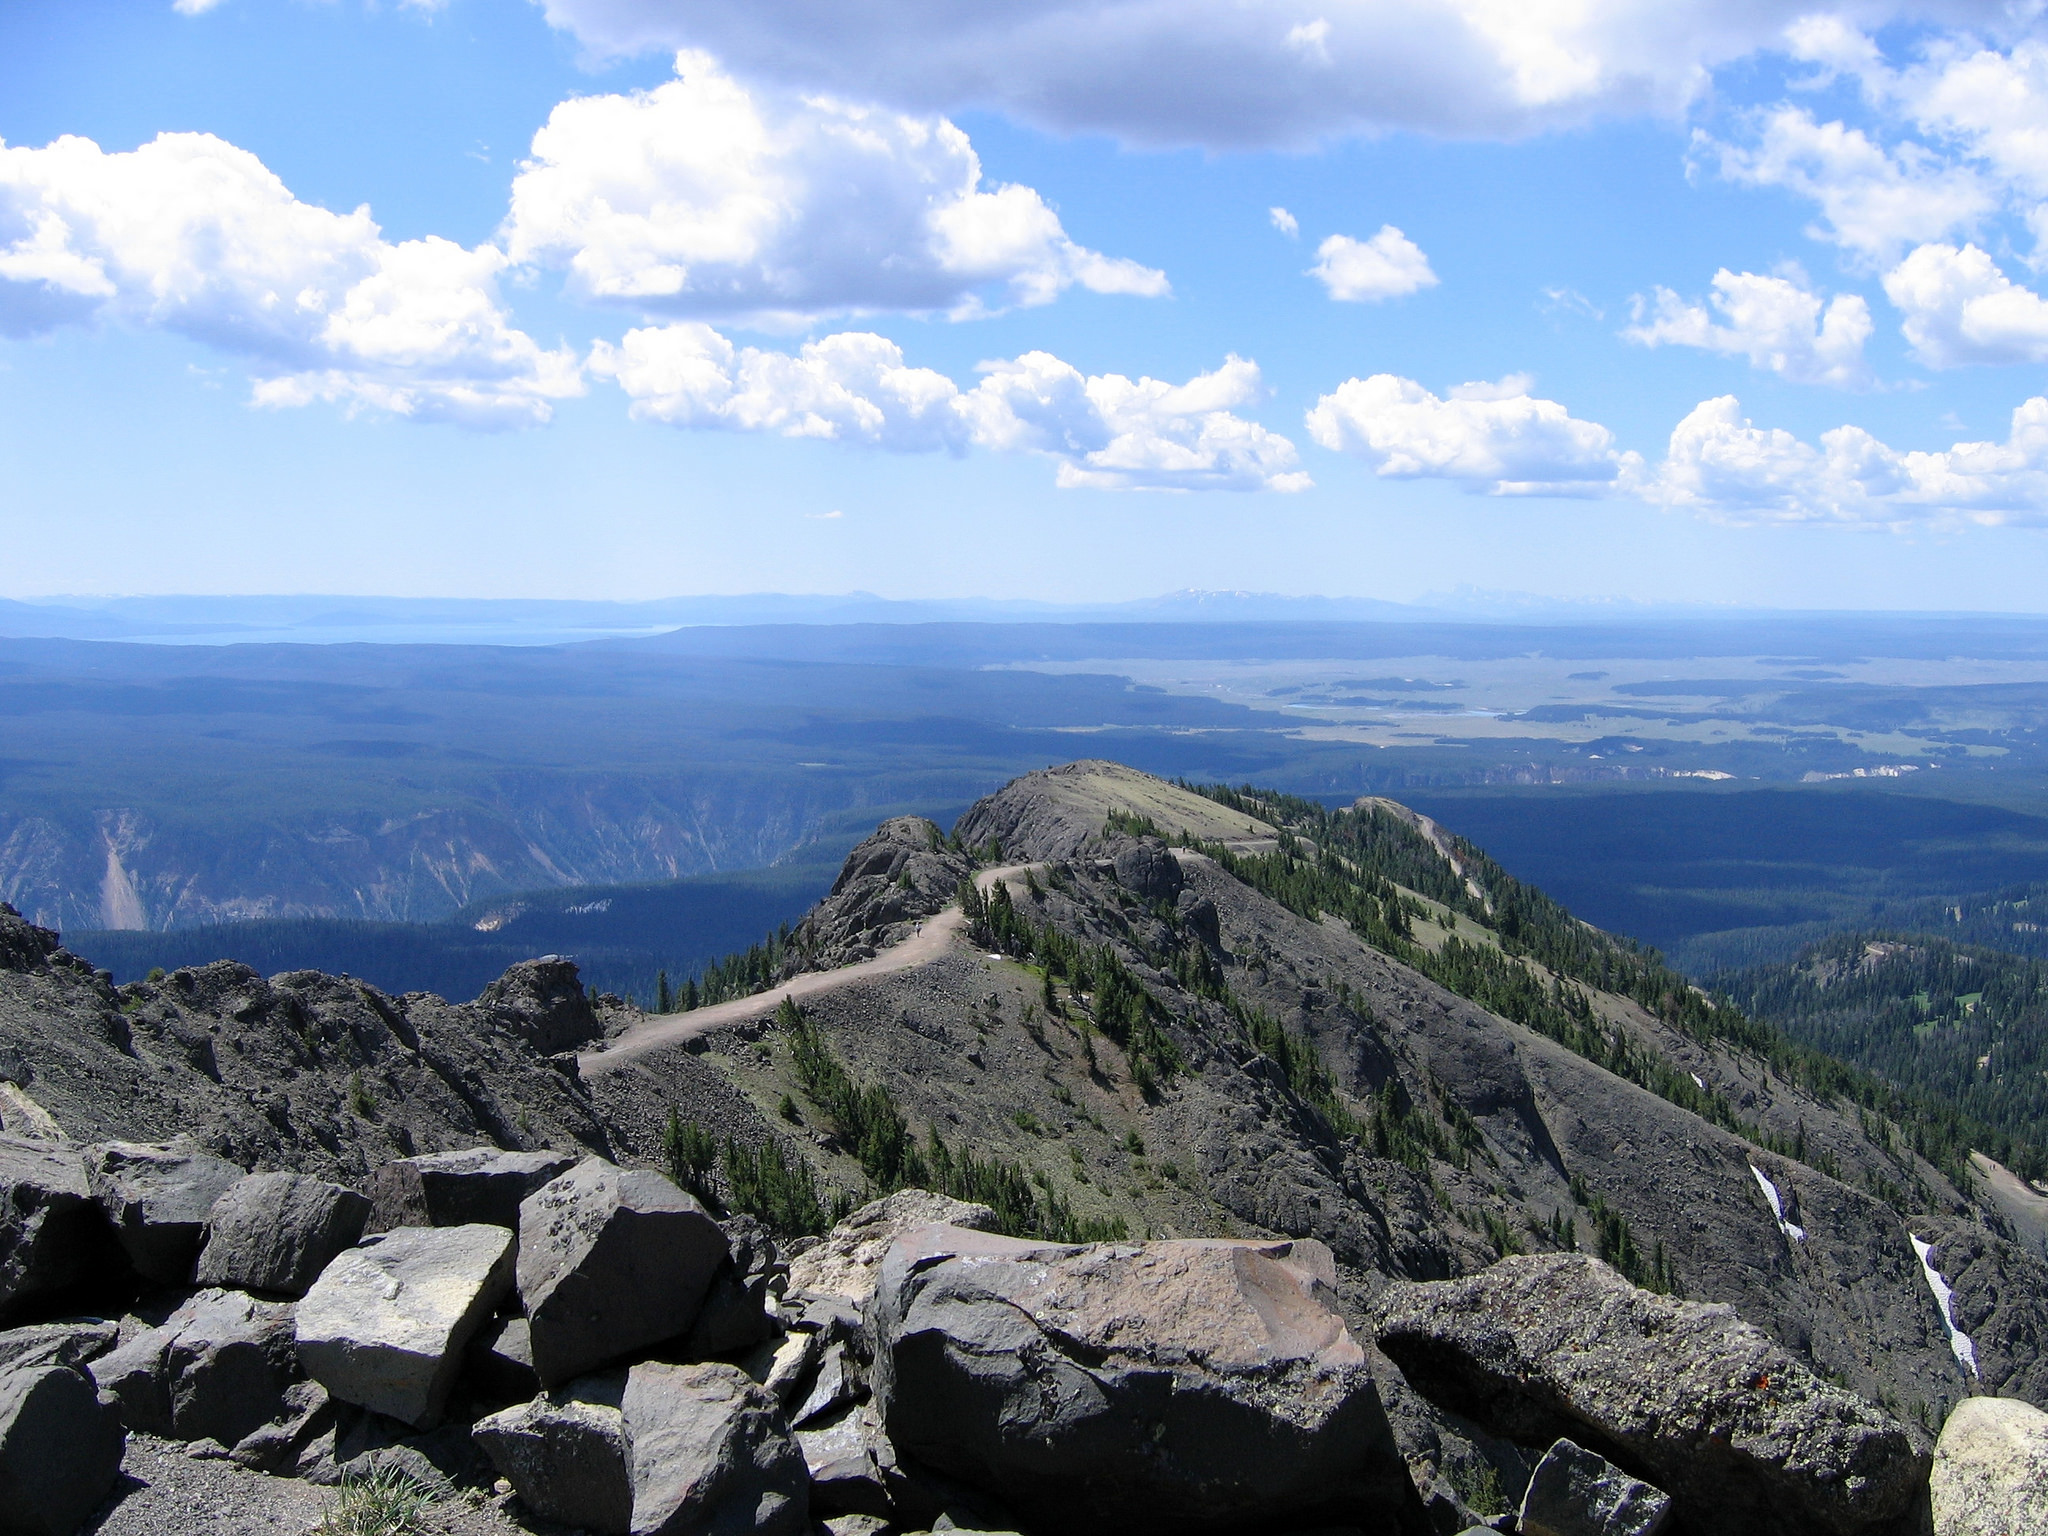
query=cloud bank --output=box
[591,325,1310,491]
[1307,369,2048,526]
[535,0,2015,148]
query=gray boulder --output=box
[0,1137,106,1323]
[1929,1395,2048,1536]
[85,1141,244,1284]
[1375,1253,1927,1536]
[295,1222,515,1428]
[0,1318,117,1374]
[784,1189,996,1307]
[89,1286,299,1446]
[0,1365,125,1536]
[196,1171,371,1296]
[516,1159,727,1386]
[472,1371,632,1535]
[367,1147,577,1233]
[870,1226,1429,1536]
[623,1361,809,1536]
[1520,1439,1672,1536]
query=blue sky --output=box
[9,1,2048,608]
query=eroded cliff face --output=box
[0,776,847,931]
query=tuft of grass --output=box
[318,1465,435,1536]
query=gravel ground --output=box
[82,1436,553,1536]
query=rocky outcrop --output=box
[196,1171,372,1296]
[85,1141,243,1284]
[473,958,604,1057]
[781,819,973,972]
[1376,1254,1927,1536]
[1929,1396,2048,1536]
[516,1159,727,1386]
[0,905,613,1179]
[870,1224,1430,1536]
[1519,1438,1672,1536]
[367,1147,578,1233]
[295,1223,516,1428]
[0,1364,125,1536]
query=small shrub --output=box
[319,1465,434,1536]
[345,1072,375,1119]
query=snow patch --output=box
[1910,1232,1980,1378]
[1690,1072,1706,1090]
[1750,1164,1806,1242]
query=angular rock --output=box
[366,1147,577,1233]
[472,1371,632,1536]
[792,1339,856,1428]
[89,1286,299,1446]
[798,1402,893,1519]
[1929,1395,2048,1536]
[1375,1254,1927,1536]
[871,1227,1430,1536]
[465,1313,541,1405]
[623,1361,809,1536]
[196,1171,371,1296]
[296,1222,515,1428]
[784,1188,996,1307]
[1519,1439,1672,1536]
[0,1365,126,1536]
[0,1317,117,1374]
[85,1141,244,1284]
[516,1159,726,1386]
[0,1137,108,1323]
[227,1379,334,1474]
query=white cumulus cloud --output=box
[590,324,1309,492]
[1698,106,1994,265]
[1623,268,1874,387]
[1883,242,2048,367]
[1647,393,2048,526]
[0,131,580,427]
[502,51,1166,324]
[1270,206,1299,238]
[533,1,2015,149]
[1309,226,1437,303]
[1304,373,1634,494]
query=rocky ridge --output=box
[0,761,2042,1532]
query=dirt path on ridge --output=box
[582,863,1037,1076]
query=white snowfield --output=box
[1750,1164,1807,1243]
[1910,1232,1980,1379]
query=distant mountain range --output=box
[0,588,2006,648]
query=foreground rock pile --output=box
[2,1131,2045,1536]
